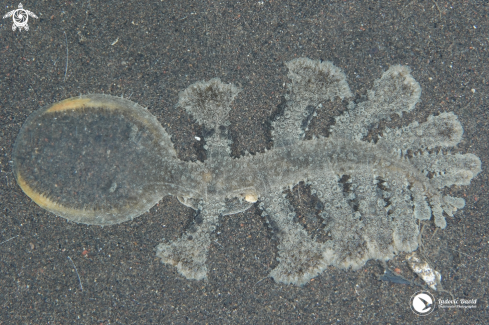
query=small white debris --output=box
[244,192,258,203]
[195,136,201,141]
[471,89,476,93]
[406,252,442,290]
[111,37,119,46]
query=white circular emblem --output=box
[410,291,435,316]
[2,3,38,31]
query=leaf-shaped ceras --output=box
[13,58,481,286]
[157,58,480,285]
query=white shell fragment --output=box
[407,252,442,290]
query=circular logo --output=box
[410,291,435,316]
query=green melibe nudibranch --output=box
[13,58,481,285]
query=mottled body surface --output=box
[13,58,481,285]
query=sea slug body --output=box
[13,58,482,285]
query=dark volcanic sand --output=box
[1,1,488,324]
